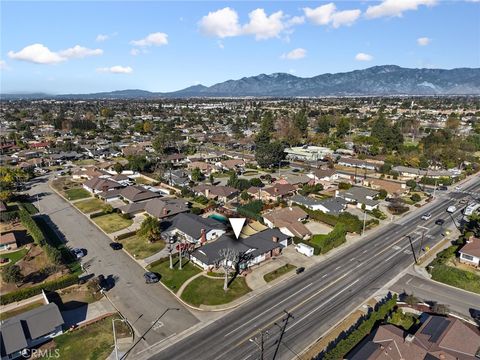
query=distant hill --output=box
[3,65,480,100]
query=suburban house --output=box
[165,169,190,187]
[217,159,245,171]
[193,185,238,203]
[261,184,296,202]
[97,185,161,203]
[165,153,186,164]
[187,161,215,175]
[308,168,338,183]
[83,177,123,194]
[118,197,189,218]
[362,178,408,197]
[335,186,380,211]
[190,228,287,271]
[263,206,311,240]
[276,174,312,187]
[284,146,334,162]
[72,166,111,180]
[0,232,19,251]
[0,303,64,360]
[392,166,454,179]
[290,195,347,215]
[162,213,227,244]
[347,314,480,360]
[337,157,381,171]
[459,236,480,267]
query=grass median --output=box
[181,276,251,306]
[263,264,296,283]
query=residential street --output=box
[391,273,480,318]
[146,175,480,360]
[27,175,200,348]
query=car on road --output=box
[71,248,86,259]
[97,274,113,291]
[296,267,305,274]
[438,186,448,191]
[459,198,469,205]
[446,205,457,213]
[470,308,480,321]
[144,272,160,284]
[421,213,432,221]
[435,219,445,226]
[109,242,123,250]
[455,186,462,191]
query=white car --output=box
[71,248,86,259]
[454,186,462,191]
[446,206,457,213]
[421,213,432,221]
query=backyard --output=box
[181,275,251,306]
[65,188,91,201]
[148,255,201,292]
[93,213,133,234]
[75,198,105,214]
[119,235,165,259]
[0,248,28,265]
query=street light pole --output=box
[362,209,367,236]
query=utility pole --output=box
[407,235,418,264]
[273,311,294,360]
[249,330,268,360]
[362,208,367,236]
[168,237,174,269]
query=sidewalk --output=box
[0,294,45,312]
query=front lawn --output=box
[49,315,130,360]
[181,275,251,306]
[120,235,165,259]
[430,264,480,294]
[0,248,28,264]
[75,198,105,214]
[93,213,133,234]
[65,188,91,201]
[263,264,296,283]
[148,256,201,292]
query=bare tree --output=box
[217,248,239,291]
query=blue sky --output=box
[1,1,479,94]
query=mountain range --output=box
[3,65,480,99]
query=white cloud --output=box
[130,48,140,56]
[417,37,431,46]
[58,45,103,59]
[0,60,9,70]
[8,43,103,64]
[199,7,241,38]
[303,3,361,28]
[96,34,109,42]
[287,16,305,26]
[281,48,307,60]
[366,0,437,19]
[96,65,133,74]
[130,32,168,47]
[243,9,285,40]
[355,52,373,61]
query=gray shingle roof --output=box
[163,213,227,239]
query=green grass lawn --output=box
[0,248,28,265]
[263,264,296,283]
[75,198,105,213]
[48,315,130,360]
[0,300,43,320]
[120,235,165,259]
[148,256,201,292]
[65,188,91,201]
[93,213,133,234]
[242,171,258,176]
[181,275,251,306]
[134,176,153,185]
[430,264,480,294]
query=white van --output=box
[446,206,457,213]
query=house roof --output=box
[120,185,161,203]
[317,197,348,215]
[0,303,64,356]
[263,184,296,197]
[263,206,311,238]
[0,232,18,245]
[194,185,238,198]
[459,236,480,258]
[84,177,123,192]
[144,198,189,218]
[277,174,311,186]
[313,168,337,179]
[338,186,380,206]
[163,213,227,240]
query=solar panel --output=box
[420,317,450,343]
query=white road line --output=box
[286,279,360,332]
[224,282,314,337]
[362,250,368,254]
[321,274,328,279]
[349,257,356,262]
[335,266,342,270]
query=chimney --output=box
[200,229,207,244]
[205,188,210,197]
[162,207,168,216]
[272,236,278,243]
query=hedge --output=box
[89,211,106,219]
[317,294,397,360]
[296,205,363,233]
[0,210,19,223]
[115,230,138,241]
[19,210,45,245]
[0,273,79,305]
[19,202,39,215]
[310,223,347,254]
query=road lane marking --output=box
[362,250,368,254]
[349,257,356,262]
[335,266,342,270]
[321,274,327,278]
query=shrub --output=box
[19,210,45,245]
[237,200,264,221]
[191,207,202,215]
[338,182,352,190]
[310,223,347,254]
[193,195,209,205]
[1,264,23,284]
[410,193,421,203]
[0,210,19,223]
[249,178,263,187]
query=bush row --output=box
[0,210,19,223]
[296,205,363,233]
[0,273,79,305]
[115,230,138,241]
[19,210,44,245]
[317,294,397,360]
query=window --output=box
[461,253,474,261]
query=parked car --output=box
[438,186,448,191]
[97,274,111,291]
[71,248,86,259]
[421,213,432,221]
[446,205,457,213]
[296,267,305,274]
[144,272,160,284]
[455,186,462,191]
[435,219,445,226]
[109,242,123,250]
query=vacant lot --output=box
[430,264,480,294]
[120,235,165,259]
[75,198,105,214]
[181,276,251,306]
[148,256,201,292]
[65,188,91,201]
[93,213,133,233]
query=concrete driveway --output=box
[27,175,199,352]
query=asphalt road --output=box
[391,273,480,318]
[27,176,199,348]
[150,175,480,360]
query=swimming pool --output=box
[208,213,228,224]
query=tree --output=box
[293,109,308,137]
[249,178,263,187]
[191,167,203,182]
[255,141,285,168]
[217,248,239,291]
[260,111,275,134]
[137,216,161,243]
[2,264,22,284]
[316,116,330,134]
[410,193,421,203]
[336,117,350,138]
[209,173,214,185]
[113,162,124,174]
[404,294,419,306]
[240,190,251,201]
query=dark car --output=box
[144,272,160,284]
[296,267,305,274]
[438,186,448,191]
[470,308,480,320]
[109,242,123,250]
[435,219,445,226]
[97,274,109,291]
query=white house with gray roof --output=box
[335,186,380,211]
[290,195,348,215]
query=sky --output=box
[1,0,479,94]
